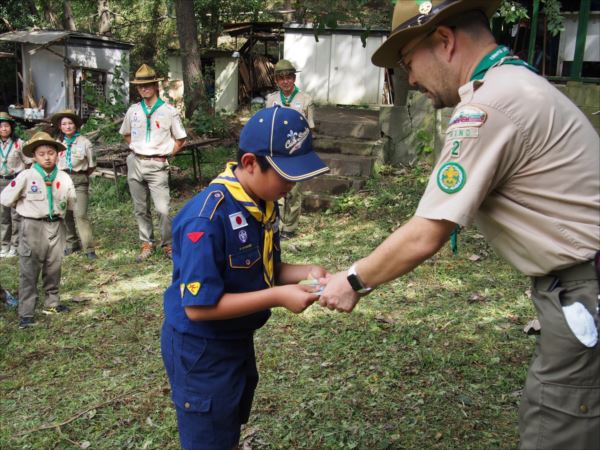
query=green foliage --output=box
[415,127,434,156]
[542,0,565,37]
[185,105,233,138]
[497,0,529,24]
[80,59,129,144]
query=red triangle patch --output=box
[187,231,205,243]
[56,181,61,189]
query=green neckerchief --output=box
[448,46,537,255]
[0,139,14,174]
[279,86,299,107]
[470,45,537,82]
[140,97,165,142]
[63,132,80,172]
[33,162,58,220]
[210,162,277,287]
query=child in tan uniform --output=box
[0,132,76,328]
[52,110,97,260]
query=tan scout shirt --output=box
[57,135,96,172]
[0,138,30,176]
[0,167,76,219]
[266,90,315,128]
[119,101,187,156]
[416,65,600,276]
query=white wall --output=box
[558,11,600,74]
[283,30,386,105]
[215,56,239,113]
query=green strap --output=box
[279,86,299,107]
[448,46,537,254]
[140,97,165,142]
[33,163,58,220]
[63,132,80,172]
[0,139,14,174]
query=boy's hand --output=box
[278,285,320,314]
[308,265,329,281]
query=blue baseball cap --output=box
[239,106,329,182]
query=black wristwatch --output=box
[347,263,373,295]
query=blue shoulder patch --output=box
[198,190,225,220]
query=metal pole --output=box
[571,0,591,81]
[527,0,540,65]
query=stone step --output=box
[315,106,381,140]
[318,152,376,178]
[302,192,334,212]
[313,135,384,157]
[301,174,366,196]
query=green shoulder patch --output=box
[437,162,466,194]
[199,190,225,220]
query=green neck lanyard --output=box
[0,139,14,174]
[33,163,58,219]
[63,132,80,172]
[279,86,299,107]
[140,97,165,142]
[449,46,537,254]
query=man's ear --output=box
[240,153,257,172]
[435,25,457,62]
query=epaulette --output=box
[198,190,225,220]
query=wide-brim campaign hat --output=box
[274,59,299,74]
[131,63,164,85]
[239,106,329,182]
[0,111,16,124]
[23,131,65,158]
[51,109,82,129]
[372,0,502,68]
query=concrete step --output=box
[313,135,384,157]
[302,192,334,211]
[318,152,376,178]
[314,106,381,140]
[301,174,367,196]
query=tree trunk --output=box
[63,0,77,31]
[98,0,112,35]
[41,0,60,28]
[174,0,206,118]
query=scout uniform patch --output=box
[448,107,487,129]
[186,282,201,296]
[447,127,479,140]
[229,212,247,230]
[437,162,466,194]
[187,231,205,243]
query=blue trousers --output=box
[161,323,258,450]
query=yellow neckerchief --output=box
[210,162,277,287]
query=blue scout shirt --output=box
[163,183,281,339]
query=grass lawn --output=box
[0,151,535,449]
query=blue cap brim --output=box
[267,152,329,182]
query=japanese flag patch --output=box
[229,212,247,230]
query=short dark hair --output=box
[236,149,270,172]
[442,9,492,38]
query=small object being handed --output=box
[299,278,324,296]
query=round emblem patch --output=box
[418,1,433,14]
[238,230,248,243]
[437,162,466,194]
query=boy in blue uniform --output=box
[161,106,330,450]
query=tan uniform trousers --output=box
[18,217,66,318]
[126,153,171,247]
[519,261,600,450]
[0,177,21,252]
[65,173,94,253]
[278,183,301,234]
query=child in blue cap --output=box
[161,106,330,449]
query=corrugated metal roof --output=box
[0,30,133,48]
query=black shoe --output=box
[64,247,80,256]
[19,317,36,329]
[42,304,70,315]
[85,251,98,260]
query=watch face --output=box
[347,273,363,292]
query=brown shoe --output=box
[163,244,173,259]
[136,242,154,262]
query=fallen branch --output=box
[15,388,146,437]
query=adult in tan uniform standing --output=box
[120,64,187,261]
[266,59,315,238]
[52,110,98,260]
[319,1,600,449]
[0,112,29,258]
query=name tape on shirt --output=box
[229,212,247,230]
[448,107,487,129]
[447,127,479,139]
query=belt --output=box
[26,216,63,223]
[0,174,16,180]
[533,259,597,291]
[135,154,167,162]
